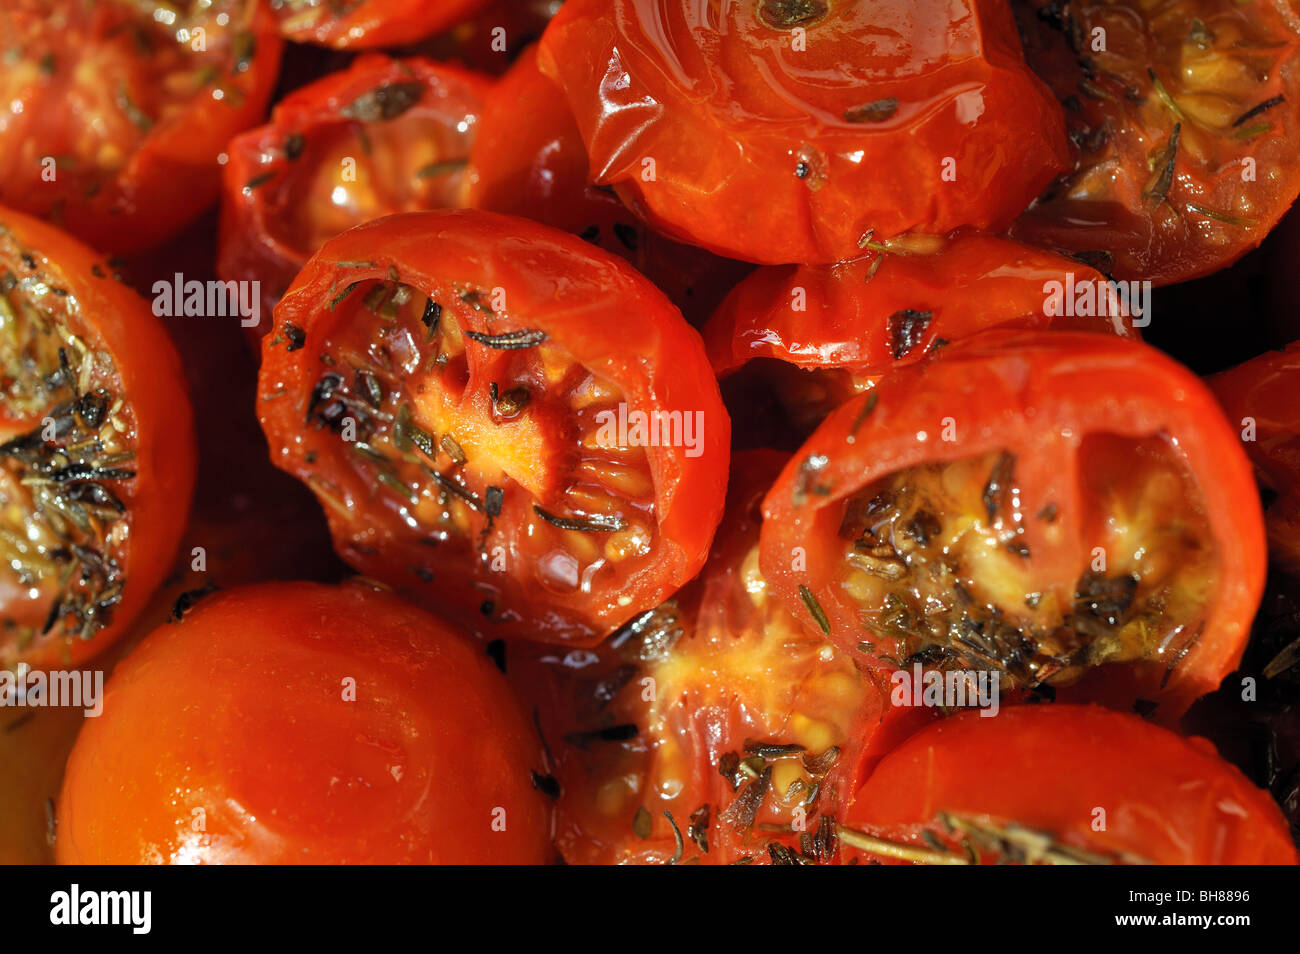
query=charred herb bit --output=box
[282,322,306,352]
[562,723,639,749]
[284,133,306,161]
[493,386,530,418]
[720,765,773,836]
[243,170,277,194]
[440,434,468,466]
[428,468,483,511]
[768,842,803,865]
[887,309,933,360]
[116,84,152,131]
[688,805,711,853]
[758,0,829,30]
[981,452,1016,523]
[744,739,805,760]
[464,328,549,350]
[533,505,627,533]
[633,806,653,840]
[844,98,900,123]
[1184,202,1257,228]
[798,584,831,636]
[354,369,383,409]
[341,81,424,122]
[801,746,841,776]
[1142,123,1181,205]
[801,813,838,862]
[415,158,469,180]
[612,222,640,251]
[718,751,742,792]
[530,770,561,799]
[328,281,361,311]
[847,391,879,441]
[231,31,257,74]
[1233,95,1285,128]
[170,582,219,622]
[484,485,505,519]
[421,297,441,332]
[664,811,685,864]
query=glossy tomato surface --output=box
[269,0,490,49]
[0,209,195,672]
[56,580,553,864]
[538,0,1069,264]
[761,331,1266,718]
[842,704,1298,864]
[0,0,282,254]
[258,210,729,647]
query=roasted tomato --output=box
[760,330,1266,718]
[56,581,552,864]
[1211,342,1300,575]
[258,210,729,647]
[465,46,753,326]
[268,0,489,49]
[516,451,927,864]
[705,234,1134,444]
[840,704,1298,865]
[537,0,1069,265]
[1010,0,1300,285]
[219,54,492,340]
[0,0,282,255]
[0,209,195,672]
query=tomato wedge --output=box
[220,54,491,341]
[269,0,489,49]
[1010,0,1300,284]
[56,580,553,864]
[258,210,729,647]
[0,0,282,255]
[465,46,753,326]
[0,209,195,672]
[515,451,925,864]
[760,330,1265,718]
[537,0,1069,265]
[1211,342,1300,575]
[705,234,1135,444]
[840,704,1298,865]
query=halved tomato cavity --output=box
[722,359,868,450]
[836,434,1215,686]
[292,276,660,597]
[0,232,134,654]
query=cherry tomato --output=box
[465,46,753,326]
[269,0,489,49]
[537,0,1069,265]
[219,54,492,341]
[0,208,196,672]
[1010,0,1300,285]
[705,234,1134,444]
[841,704,1298,864]
[515,451,927,864]
[1211,342,1300,575]
[56,580,552,863]
[0,0,282,254]
[760,330,1266,718]
[258,210,730,647]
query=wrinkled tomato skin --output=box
[465,46,753,326]
[538,0,1069,265]
[761,331,1266,718]
[219,54,493,342]
[843,705,1298,864]
[270,0,490,49]
[56,581,552,864]
[0,1,282,255]
[258,210,729,647]
[0,209,196,672]
[1211,342,1300,575]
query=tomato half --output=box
[760,330,1266,718]
[841,704,1297,864]
[1211,342,1300,575]
[219,54,492,341]
[56,580,552,864]
[537,0,1069,265]
[465,46,753,326]
[268,0,489,49]
[0,0,282,255]
[515,451,926,864]
[0,209,196,672]
[705,234,1134,444]
[258,210,730,647]
[1010,0,1300,285]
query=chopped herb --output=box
[342,81,424,122]
[887,308,933,360]
[532,505,626,533]
[464,328,548,350]
[844,97,899,123]
[798,585,831,635]
[416,157,469,179]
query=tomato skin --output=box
[0,1,282,255]
[1211,342,1300,575]
[537,0,1069,265]
[843,704,1298,865]
[760,330,1266,717]
[56,580,552,864]
[0,209,196,672]
[258,210,729,647]
[218,54,493,342]
[271,0,490,49]
[466,46,753,326]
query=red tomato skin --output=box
[0,209,196,672]
[761,331,1266,718]
[258,210,730,647]
[273,0,491,49]
[537,0,1069,265]
[56,581,553,864]
[845,704,1298,865]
